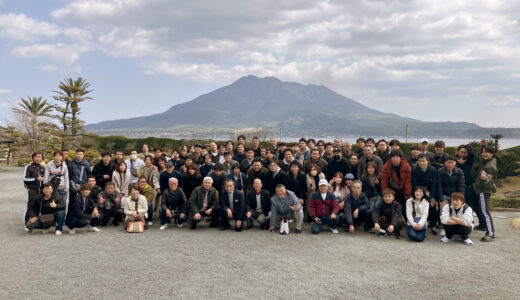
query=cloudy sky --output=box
[0,0,519,127]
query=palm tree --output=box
[11,96,53,118]
[490,134,504,153]
[53,77,92,138]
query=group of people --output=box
[23,136,498,244]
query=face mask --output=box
[130,154,137,160]
[310,170,317,176]
[334,155,340,160]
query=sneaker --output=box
[55,230,62,236]
[430,229,438,235]
[89,226,101,232]
[440,236,451,243]
[147,221,153,226]
[23,226,29,232]
[464,238,473,245]
[295,229,302,234]
[369,227,375,234]
[330,228,339,234]
[69,229,76,234]
[160,224,168,230]
[440,229,445,236]
[177,223,183,228]
[377,232,387,238]
[25,221,34,233]
[480,235,495,242]
[394,233,401,239]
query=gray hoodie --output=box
[44,160,69,192]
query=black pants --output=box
[475,192,495,237]
[443,224,472,240]
[99,207,125,226]
[428,202,440,228]
[218,208,243,231]
[394,193,406,222]
[351,208,373,230]
[377,216,404,234]
[190,209,219,229]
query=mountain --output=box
[86,75,506,137]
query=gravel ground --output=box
[1,167,519,299]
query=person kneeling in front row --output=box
[309,179,339,234]
[440,192,474,245]
[372,188,404,239]
[187,177,220,230]
[218,179,246,231]
[269,184,304,234]
[122,184,148,229]
[25,183,66,235]
[159,178,188,230]
[65,184,101,234]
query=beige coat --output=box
[122,195,148,221]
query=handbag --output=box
[279,216,290,234]
[388,167,403,191]
[127,218,145,233]
[39,200,55,229]
[70,165,85,193]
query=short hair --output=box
[352,180,362,188]
[42,182,53,189]
[153,147,160,152]
[129,184,139,192]
[390,150,403,158]
[482,145,496,155]
[61,148,69,152]
[225,178,235,186]
[204,154,212,160]
[87,175,96,181]
[376,139,387,146]
[275,184,286,190]
[356,138,366,143]
[105,182,115,188]
[317,140,325,146]
[252,136,259,141]
[289,160,301,168]
[138,176,147,181]
[311,148,320,154]
[76,148,85,154]
[269,160,279,166]
[31,151,43,159]
[349,153,359,159]
[410,144,421,151]
[246,148,254,153]
[417,153,429,160]
[324,142,333,147]
[115,149,123,155]
[53,150,63,157]
[168,177,179,184]
[445,155,457,162]
[203,176,213,184]
[299,138,307,143]
[366,137,376,144]
[388,139,400,147]
[237,134,246,141]
[214,163,224,171]
[450,192,465,203]
[382,188,395,196]
[101,151,112,157]
[144,154,154,161]
[80,184,91,191]
[252,158,262,164]
[283,149,293,155]
[308,138,316,144]
[434,140,445,148]
[232,164,241,170]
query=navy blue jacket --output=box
[412,165,440,200]
[344,192,370,226]
[66,193,96,228]
[438,166,465,198]
[159,169,183,193]
[220,190,246,221]
[246,189,271,216]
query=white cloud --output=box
[0,13,60,41]
[12,43,89,63]
[0,101,9,108]
[0,89,11,94]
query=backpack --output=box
[449,204,469,217]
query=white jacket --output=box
[122,195,148,220]
[406,198,429,228]
[440,203,473,227]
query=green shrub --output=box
[490,197,520,209]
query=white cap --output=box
[420,138,429,144]
[318,179,328,186]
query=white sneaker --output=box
[177,223,183,228]
[330,228,339,234]
[159,224,168,230]
[23,226,29,232]
[464,238,473,245]
[147,221,153,226]
[55,230,62,236]
[69,229,76,234]
[89,226,101,232]
[441,236,452,243]
[440,229,445,236]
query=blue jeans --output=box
[370,195,383,213]
[147,203,153,222]
[35,210,65,231]
[407,225,426,242]
[311,215,338,234]
[159,208,187,225]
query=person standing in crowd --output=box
[160,160,183,194]
[222,151,239,175]
[303,148,328,174]
[234,143,246,164]
[112,161,131,198]
[138,143,150,160]
[279,149,295,172]
[357,145,383,180]
[381,150,412,221]
[240,148,255,173]
[207,164,227,193]
[228,164,247,196]
[190,144,205,165]
[125,150,144,186]
[375,139,391,164]
[326,148,351,180]
[406,186,430,242]
[407,145,421,170]
[269,184,304,234]
[456,144,476,213]
[246,158,268,192]
[474,145,498,242]
[199,154,215,178]
[264,160,289,196]
[170,149,185,170]
[412,154,440,235]
[245,178,271,230]
[295,138,310,165]
[70,149,91,203]
[360,161,382,215]
[355,138,365,158]
[286,160,307,206]
[44,150,69,214]
[92,151,114,189]
[251,137,261,157]
[342,142,352,157]
[348,154,359,179]
[112,150,124,168]
[438,156,465,207]
[430,140,447,169]
[419,138,434,159]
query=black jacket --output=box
[92,160,114,189]
[344,192,370,226]
[66,194,96,228]
[360,175,381,199]
[246,189,271,215]
[372,200,403,226]
[220,190,246,221]
[412,165,439,200]
[438,166,465,198]
[161,187,188,213]
[23,163,45,190]
[326,157,351,180]
[182,176,203,199]
[263,169,289,196]
[285,171,308,199]
[26,193,65,220]
[159,169,183,194]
